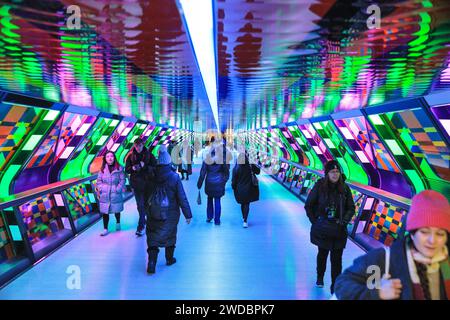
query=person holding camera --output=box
[125,138,157,236]
[304,160,355,294]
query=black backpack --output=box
[148,183,169,220]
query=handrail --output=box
[0,175,97,210]
[264,157,411,209]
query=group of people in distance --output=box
[94,136,261,274]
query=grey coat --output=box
[146,164,193,247]
[97,166,126,214]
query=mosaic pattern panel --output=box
[349,189,365,225]
[64,183,95,219]
[60,118,120,179]
[0,210,16,263]
[284,165,295,187]
[292,169,308,194]
[90,120,134,173]
[0,106,59,196]
[313,120,368,184]
[288,125,322,169]
[277,127,300,163]
[18,195,65,245]
[298,123,333,166]
[364,200,407,246]
[23,112,94,169]
[388,108,450,182]
[0,105,41,171]
[300,172,320,196]
[368,113,427,193]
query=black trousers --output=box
[317,247,344,284]
[102,213,121,229]
[241,203,250,222]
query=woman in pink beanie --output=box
[334,190,450,300]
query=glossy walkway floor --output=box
[0,162,365,299]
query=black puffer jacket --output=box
[304,178,355,250]
[232,158,261,204]
[146,164,192,247]
[125,146,157,191]
[197,157,230,198]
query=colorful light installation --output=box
[60,117,121,180]
[0,104,60,196]
[385,108,450,196]
[312,120,369,184]
[117,122,149,167]
[13,111,97,193]
[297,123,333,167]
[287,125,322,170]
[89,120,135,173]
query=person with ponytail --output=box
[334,190,450,300]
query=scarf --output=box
[406,238,450,300]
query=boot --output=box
[165,246,176,266]
[147,248,159,274]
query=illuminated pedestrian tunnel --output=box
[0,0,449,299]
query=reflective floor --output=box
[0,163,365,300]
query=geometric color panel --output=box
[364,200,407,247]
[18,194,65,245]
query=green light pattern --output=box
[313,120,369,184]
[60,117,120,179]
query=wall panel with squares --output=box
[18,195,66,246]
[364,200,407,246]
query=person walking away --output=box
[197,145,229,225]
[334,190,450,300]
[146,145,192,274]
[125,138,157,236]
[304,160,355,294]
[179,139,193,180]
[232,150,260,228]
[96,151,126,236]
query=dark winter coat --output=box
[146,164,192,247]
[97,166,126,214]
[125,146,157,192]
[232,160,261,204]
[197,157,230,198]
[334,237,449,300]
[304,178,355,250]
[178,145,193,175]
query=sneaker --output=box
[100,229,109,236]
[135,229,144,236]
[116,223,121,231]
[243,222,248,228]
[316,279,324,288]
[206,219,212,223]
[214,221,221,226]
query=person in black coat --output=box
[232,151,261,228]
[125,138,157,236]
[146,145,192,274]
[197,145,230,225]
[304,160,355,294]
[335,190,450,300]
[178,139,193,180]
